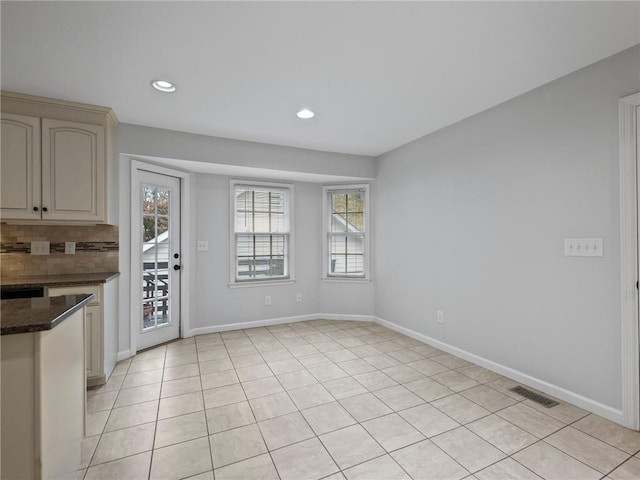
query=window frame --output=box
[322,184,371,282]
[229,179,295,287]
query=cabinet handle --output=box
[33,206,39,212]
[42,207,48,212]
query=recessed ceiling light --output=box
[151,79,177,93]
[296,108,314,119]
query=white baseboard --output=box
[119,313,372,358]
[317,313,375,323]
[187,313,376,337]
[187,314,319,336]
[121,310,624,425]
[117,349,131,362]
[374,316,624,426]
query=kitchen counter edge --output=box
[1,272,120,288]
[1,294,95,335]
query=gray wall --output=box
[193,174,376,328]
[192,175,322,328]
[113,43,638,416]
[374,46,640,410]
[115,127,375,355]
[191,174,374,328]
[116,123,376,179]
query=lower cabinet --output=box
[48,279,117,386]
[1,308,85,479]
[84,304,102,379]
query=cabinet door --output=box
[0,113,41,220]
[42,119,105,222]
[85,305,103,379]
[48,285,103,380]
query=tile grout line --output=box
[87,367,526,475]
[253,321,463,480]
[224,329,283,480]
[81,320,640,480]
[84,356,134,475]
[489,404,628,479]
[196,335,216,479]
[251,321,379,478]
[83,351,130,471]
[251,322,410,479]
[146,348,166,480]
[601,453,640,479]
[221,322,533,479]
[279,324,635,479]
[386,358,546,479]
[254,322,344,479]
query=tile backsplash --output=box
[1,224,119,278]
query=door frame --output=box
[130,160,193,355]
[619,92,640,430]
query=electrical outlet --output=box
[197,240,209,251]
[437,310,444,324]
[31,241,50,255]
[65,241,76,255]
[296,293,302,302]
[265,295,271,306]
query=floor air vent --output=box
[509,386,559,408]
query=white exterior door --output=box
[136,170,181,350]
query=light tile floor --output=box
[80,320,640,480]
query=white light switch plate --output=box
[564,238,603,257]
[31,241,50,255]
[197,240,209,251]
[65,242,76,254]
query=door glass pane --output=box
[156,188,170,215]
[141,184,172,331]
[142,187,156,214]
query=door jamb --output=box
[130,160,193,356]
[619,92,640,430]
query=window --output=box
[323,185,370,280]
[231,180,293,284]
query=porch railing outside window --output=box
[233,184,291,282]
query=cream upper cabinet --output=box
[0,113,41,220]
[0,91,116,224]
[42,119,105,222]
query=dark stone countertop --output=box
[1,294,94,335]
[0,272,120,288]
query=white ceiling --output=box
[2,1,639,156]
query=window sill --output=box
[228,279,296,289]
[321,277,372,284]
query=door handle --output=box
[173,264,181,271]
